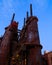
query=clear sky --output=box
[0,0,52,54]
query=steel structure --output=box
[0,4,52,65]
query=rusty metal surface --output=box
[43,51,52,65]
[0,16,51,65]
[0,16,43,65]
[0,21,18,65]
[10,16,42,65]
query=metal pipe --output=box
[24,18,26,27]
[27,11,28,19]
[11,13,15,24]
[30,4,33,16]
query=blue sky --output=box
[0,0,52,54]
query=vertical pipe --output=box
[30,4,33,16]
[11,13,15,24]
[27,11,28,19]
[24,18,26,27]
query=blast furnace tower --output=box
[0,4,51,65]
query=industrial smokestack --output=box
[30,4,33,16]
[24,18,26,27]
[11,13,15,24]
[27,11,29,19]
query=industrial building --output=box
[0,4,52,65]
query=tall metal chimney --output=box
[27,11,29,19]
[11,13,15,24]
[30,4,33,16]
[24,18,26,27]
